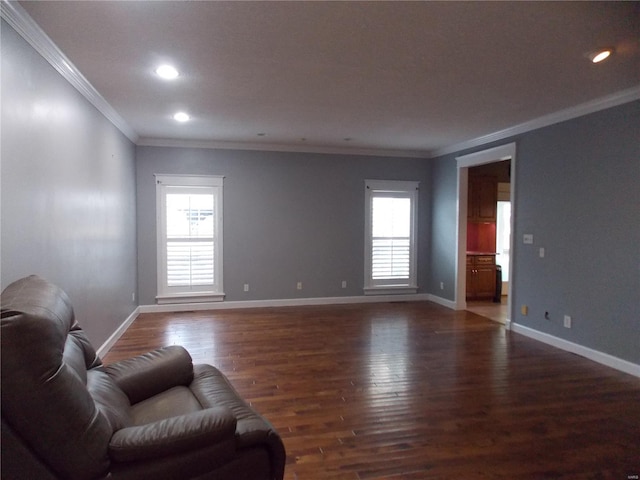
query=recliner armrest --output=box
[109,407,237,463]
[104,346,194,404]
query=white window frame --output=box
[155,174,224,304]
[364,179,419,295]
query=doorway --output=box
[455,143,516,326]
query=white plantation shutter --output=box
[166,241,214,286]
[372,197,411,280]
[365,180,418,294]
[156,175,224,303]
[166,191,214,287]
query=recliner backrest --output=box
[1,275,115,480]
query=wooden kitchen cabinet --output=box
[468,175,497,222]
[466,255,497,300]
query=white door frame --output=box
[454,143,517,326]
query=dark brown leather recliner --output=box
[1,275,286,480]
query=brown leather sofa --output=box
[1,275,286,480]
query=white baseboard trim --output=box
[138,293,434,314]
[425,294,457,310]
[510,323,640,378]
[96,307,140,358]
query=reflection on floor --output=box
[467,296,508,324]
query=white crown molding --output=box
[1,0,139,143]
[432,85,640,158]
[136,137,430,159]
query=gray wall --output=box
[1,21,138,347]
[136,147,431,304]
[430,101,640,364]
[429,155,459,299]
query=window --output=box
[496,200,511,282]
[156,175,224,304]
[364,180,419,294]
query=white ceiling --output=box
[14,1,640,157]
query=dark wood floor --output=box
[103,302,640,479]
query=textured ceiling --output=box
[17,1,640,156]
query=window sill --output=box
[364,286,418,296]
[156,292,225,305]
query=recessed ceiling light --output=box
[588,48,613,64]
[173,112,190,122]
[156,64,179,79]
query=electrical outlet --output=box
[539,247,545,258]
[521,305,528,316]
[132,292,135,302]
[523,234,534,244]
[341,280,347,288]
[244,283,249,292]
[296,282,303,290]
[564,315,572,328]
[440,282,444,290]
[544,311,550,320]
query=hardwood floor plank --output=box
[103,302,640,479]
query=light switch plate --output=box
[523,234,534,244]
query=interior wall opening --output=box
[465,161,511,324]
[455,143,516,326]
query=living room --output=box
[2,2,639,478]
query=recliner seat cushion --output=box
[130,386,203,426]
